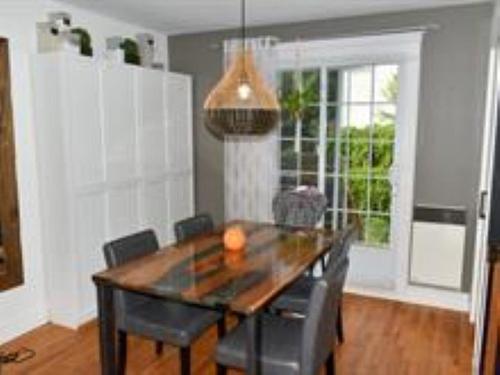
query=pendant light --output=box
[204,0,280,136]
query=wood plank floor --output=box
[0,294,473,375]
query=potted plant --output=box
[120,38,141,65]
[70,27,93,57]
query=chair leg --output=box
[325,352,335,375]
[216,363,227,375]
[180,346,190,375]
[336,305,344,344]
[321,256,327,273]
[155,341,163,356]
[217,316,226,338]
[117,330,127,375]
[237,314,245,324]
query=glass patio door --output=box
[279,63,400,284]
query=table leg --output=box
[96,282,116,375]
[246,313,261,375]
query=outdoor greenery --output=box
[279,69,398,246]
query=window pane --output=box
[279,70,296,98]
[302,106,320,138]
[374,65,399,103]
[327,105,339,138]
[300,173,318,187]
[348,141,370,175]
[301,140,318,172]
[324,210,333,229]
[301,70,320,103]
[371,141,394,177]
[363,215,391,246]
[336,176,347,209]
[348,104,371,129]
[281,110,296,138]
[339,142,348,175]
[326,139,338,174]
[348,66,372,103]
[373,104,396,131]
[325,177,334,208]
[335,210,362,230]
[280,174,297,191]
[347,176,368,211]
[281,140,297,170]
[327,70,339,103]
[370,179,392,212]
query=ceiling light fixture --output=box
[203,0,280,137]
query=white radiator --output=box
[409,206,466,290]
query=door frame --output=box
[471,1,500,372]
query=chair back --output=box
[103,230,159,326]
[300,254,349,375]
[272,189,327,228]
[322,224,358,272]
[337,224,360,262]
[174,213,214,242]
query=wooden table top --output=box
[93,221,340,315]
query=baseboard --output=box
[78,307,96,326]
[0,308,47,344]
[345,284,470,312]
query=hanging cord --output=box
[240,0,247,79]
[0,347,36,370]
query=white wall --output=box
[0,0,168,343]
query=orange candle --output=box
[223,226,247,252]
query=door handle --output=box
[479,190,488,219]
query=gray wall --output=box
[169,4,492,292]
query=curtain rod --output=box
[209,23,440,50]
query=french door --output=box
[278,59,410,290]
[279,64,398,249]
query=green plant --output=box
[120,38,141,65]
[70,28,93,57]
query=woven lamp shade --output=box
[204,48,280,136]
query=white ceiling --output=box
[59,0,489,35]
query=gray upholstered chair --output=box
[270,225,358,344]
[272,189,328,228]
[215,253,349,375]
[174,213,214,242]
[103,229,224,375]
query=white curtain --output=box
[223,37,279,222]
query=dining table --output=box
[92,220,342,375]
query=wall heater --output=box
[409,205,466,290]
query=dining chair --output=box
[215,254,349,375]
[103,229,224,375]
[272,188,327,228]
[174,213,214,242]
[270,225,359,344]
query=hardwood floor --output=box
[0,294,473,375]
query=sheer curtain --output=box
[223,37,279,222]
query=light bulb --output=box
[237,82,252,100]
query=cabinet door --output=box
[75,192,106,318]
[66,57,104,188]
[107,185,140,240]
[101,65,137,183]
[166,73,193,172]
[168,173,193,239]
[137,69,167,178]
[140,180,169,244]
[166,73,194,240]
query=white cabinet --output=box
[32,53,194,328]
